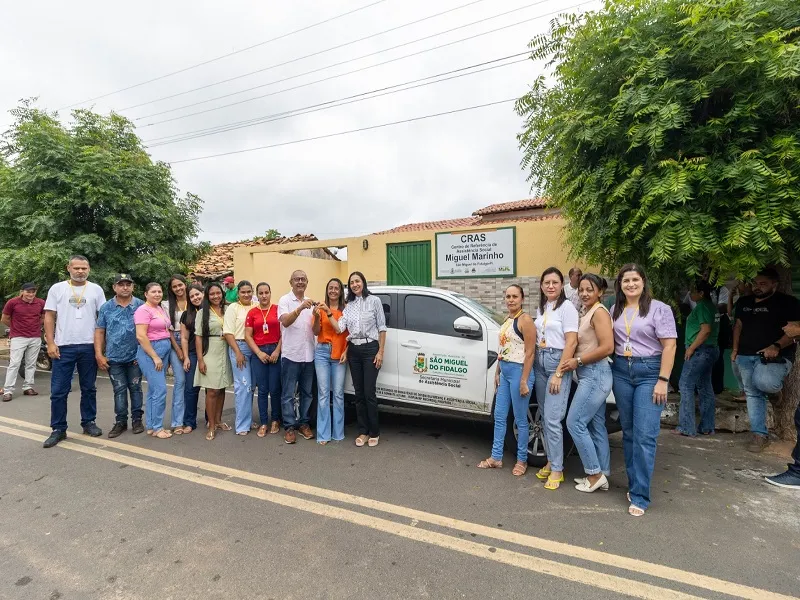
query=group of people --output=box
[2,255,799,503]
[480,263,800,517]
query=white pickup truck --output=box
[343,285,619,466]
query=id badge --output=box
[262,322,269,334]
[623,341,633,357]
[75,306,83,319]
[539,338,547,348]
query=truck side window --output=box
[403,295,472,338]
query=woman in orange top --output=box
[313,278,348,445]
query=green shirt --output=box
[685,299,719,347]
[225,287,238,304]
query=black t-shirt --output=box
[737,292,800,359]
[180,310,197,355]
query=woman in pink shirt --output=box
[134,283,175,439]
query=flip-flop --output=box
[544,474,564,490]
[535,468,552,480]
[154,429,173,439]
[216,423,232,431]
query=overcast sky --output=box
[1,0,595,244]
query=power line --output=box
[57,0,392,110]
[145,54,529,147]
[165,98,516,164]
[135,0,582,126]
[120,0,496,112]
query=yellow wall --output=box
[234,217,588,287]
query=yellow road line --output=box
[1,415,795,600]
[0,424,705,600]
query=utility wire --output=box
[135,0,583,126]
[120,0,496,112]
[165,98,516,164]
[57,0,392,110]
[145,54,529,147]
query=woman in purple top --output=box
[611,264,677,517]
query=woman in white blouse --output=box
[533,267,579,490]
[325,272,387,447]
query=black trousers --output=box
[347,341,380,437]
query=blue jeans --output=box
[491,360,534,463]
[183,352,200,429]
[566,361,612,476]
[50,344,98,432]
[229,341,254,434]
[677,345,719,435]
[251,343,282,425]
[280,357,314,430]
[108,361,143,424]
[137,339,172,432]
[611,355,664,510]
[167,333,185,428]
[735,355,792,436]
[534,347,571,472]
[314,343,346,443]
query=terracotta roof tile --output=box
[373,217,482,235]
[472,198,548,216]
[190,234,319,279]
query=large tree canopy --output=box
[0,102,203,297]
[516,0,799,288]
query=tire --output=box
[36,355,52,371]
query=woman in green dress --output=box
[194,282,233,440]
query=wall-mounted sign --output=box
[435,227,516,279]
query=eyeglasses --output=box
[293,277,308,283]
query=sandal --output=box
[368,437,380,447]
[628,504,645,517]
[173,427,183,435]
[182,426,193,434]
[355,435,369,447]
[477,458,503,469]
[206,429,216,441]
[154,429,173,439]
[512,461,528,477]
[236,431,248,436]
[257,425,268,438]
[146,429,154,436]
[544,474,564,490]
[216,422,232,431]
[535,467,552,480]
[319,440,328,446]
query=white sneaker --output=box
[575,474,609,493]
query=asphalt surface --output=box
[0,363,798,600]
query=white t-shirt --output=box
[44,280,107,346]
[534,300,579,349]
[277,291,315,362]
[563,283,582,310]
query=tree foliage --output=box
[516,0,800,289]
[0,101,204,298]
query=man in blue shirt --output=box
[94,274,145,438]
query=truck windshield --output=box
[452,293,504,326]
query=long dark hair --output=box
[346,271,371,303]
[324,278,346,311]
[612,263,653,320]
[183,283,204,334]
[166,274,187,325]
[200,282,226,356]
[538,267,567,316]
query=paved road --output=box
[0,364,798,600]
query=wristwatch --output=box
[576,356,584,367]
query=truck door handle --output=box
[401,341,422,349]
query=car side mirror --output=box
[453,316,481,338]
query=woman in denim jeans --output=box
[610,264,677,517]
[163,275,188,433]
[313,278,348,445]
[477,285,536,476]
[223,281,255,435]
[134,283,175,439]
[561,274,615,493]
[180,284,204,433]
[245,282,283,437]
[533,267,579,490]
[675,280,720,436]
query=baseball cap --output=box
[113,273,134,284]
[223,276,234,284]
[21,282,38,291]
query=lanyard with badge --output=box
[260,304,272,335]
[539,305,550,348]
[623,307,638,357]
[68,280,87,319]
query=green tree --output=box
[0,101,203,297]
[516,0,799,437]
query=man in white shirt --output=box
[42,255,107,448]
[563,267,583,310]
[277,270,316,444]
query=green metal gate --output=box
[386,241,432,287]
